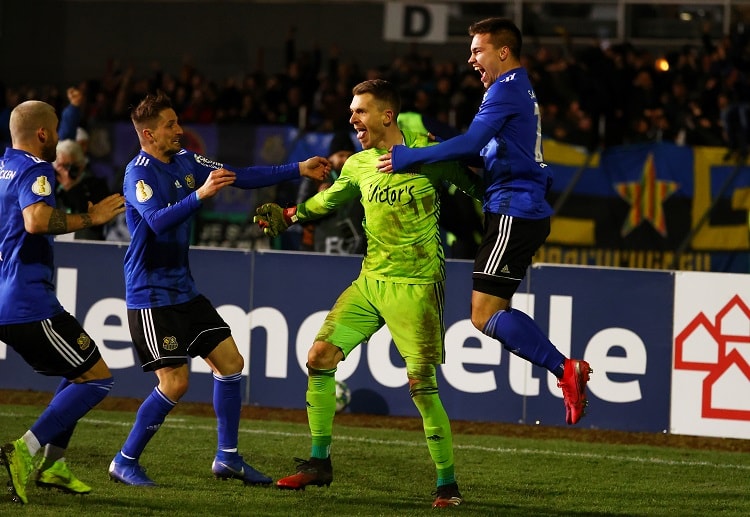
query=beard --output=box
[42,141,57,163]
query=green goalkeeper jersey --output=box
[296,130,484,284]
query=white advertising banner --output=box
[671,271,750,439]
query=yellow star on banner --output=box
[614,152,680,237]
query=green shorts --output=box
[315,274,446,364]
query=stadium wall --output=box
[0,242,748,440]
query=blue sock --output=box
[213,372,242,456]
[119,387,175,463]
[30,377,114,446]
[483,308,566,376]
[48,379,74,449]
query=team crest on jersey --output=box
[31,176,52,196]
[76,333,91,351]
[185,174,196,189]
[162,336,178,351]
[194,154,223,170]
[136,180,153,203]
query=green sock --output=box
[306,368,336,459]
[414,390,455,486]
[437,465,456,486]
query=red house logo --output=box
[674,295,750,420]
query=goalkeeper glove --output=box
[253,203,298,237]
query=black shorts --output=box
[473,213,550,299]
[0,312,102,379]
[127,295,232,372]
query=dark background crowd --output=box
[3,22,750,157]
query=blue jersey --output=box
[475,68,552,218]
[391,67,553,219]
[0,148,64,324]
[123,148,299,309]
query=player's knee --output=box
[207,340,244,375]
[159,373,190,400]
[223,352,244,374]
[76,357,113,382]
[170,380,189,399]
[307,341,340,370]
[406,363,438,395]
[470,312,486,332]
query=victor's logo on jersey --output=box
[162,336,178,351]
[0,169,15,180]
[76,333,91,351]
[31,176,52,196]
[185,174,196,189]
[499,72,516,83]
[136,180,153,203]
[194,154,224,170]
[174,179,183,188]
[367,184,415,206]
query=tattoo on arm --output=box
[81,214,92,228]
[48,209,68,234]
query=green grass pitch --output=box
[1,403,749,516]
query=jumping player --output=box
[378,17,593,425]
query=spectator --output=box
[296,130,363,254]
[53,139,112,241]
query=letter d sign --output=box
[404,6,431,37]
[383,2,449,43]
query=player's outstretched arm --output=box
[23,193,125,235]
[378,120,495,172]
[254,203,299,237]
[87,193,127,226]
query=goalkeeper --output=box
[255,79,483,509]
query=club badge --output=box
[77,333,91,351]
[162,336,178,351]
[185,174,196,189]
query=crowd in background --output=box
[3,24,750,157]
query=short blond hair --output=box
[9,100,57,145]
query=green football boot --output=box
[36,459,92,495]
[1,439,35,504]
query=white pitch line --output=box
[2,411,748,471]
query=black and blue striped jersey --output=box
[123,148,299,309]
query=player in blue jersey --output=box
[0,100,125,504]
[378,18,593,425]
[108,91,330,487]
